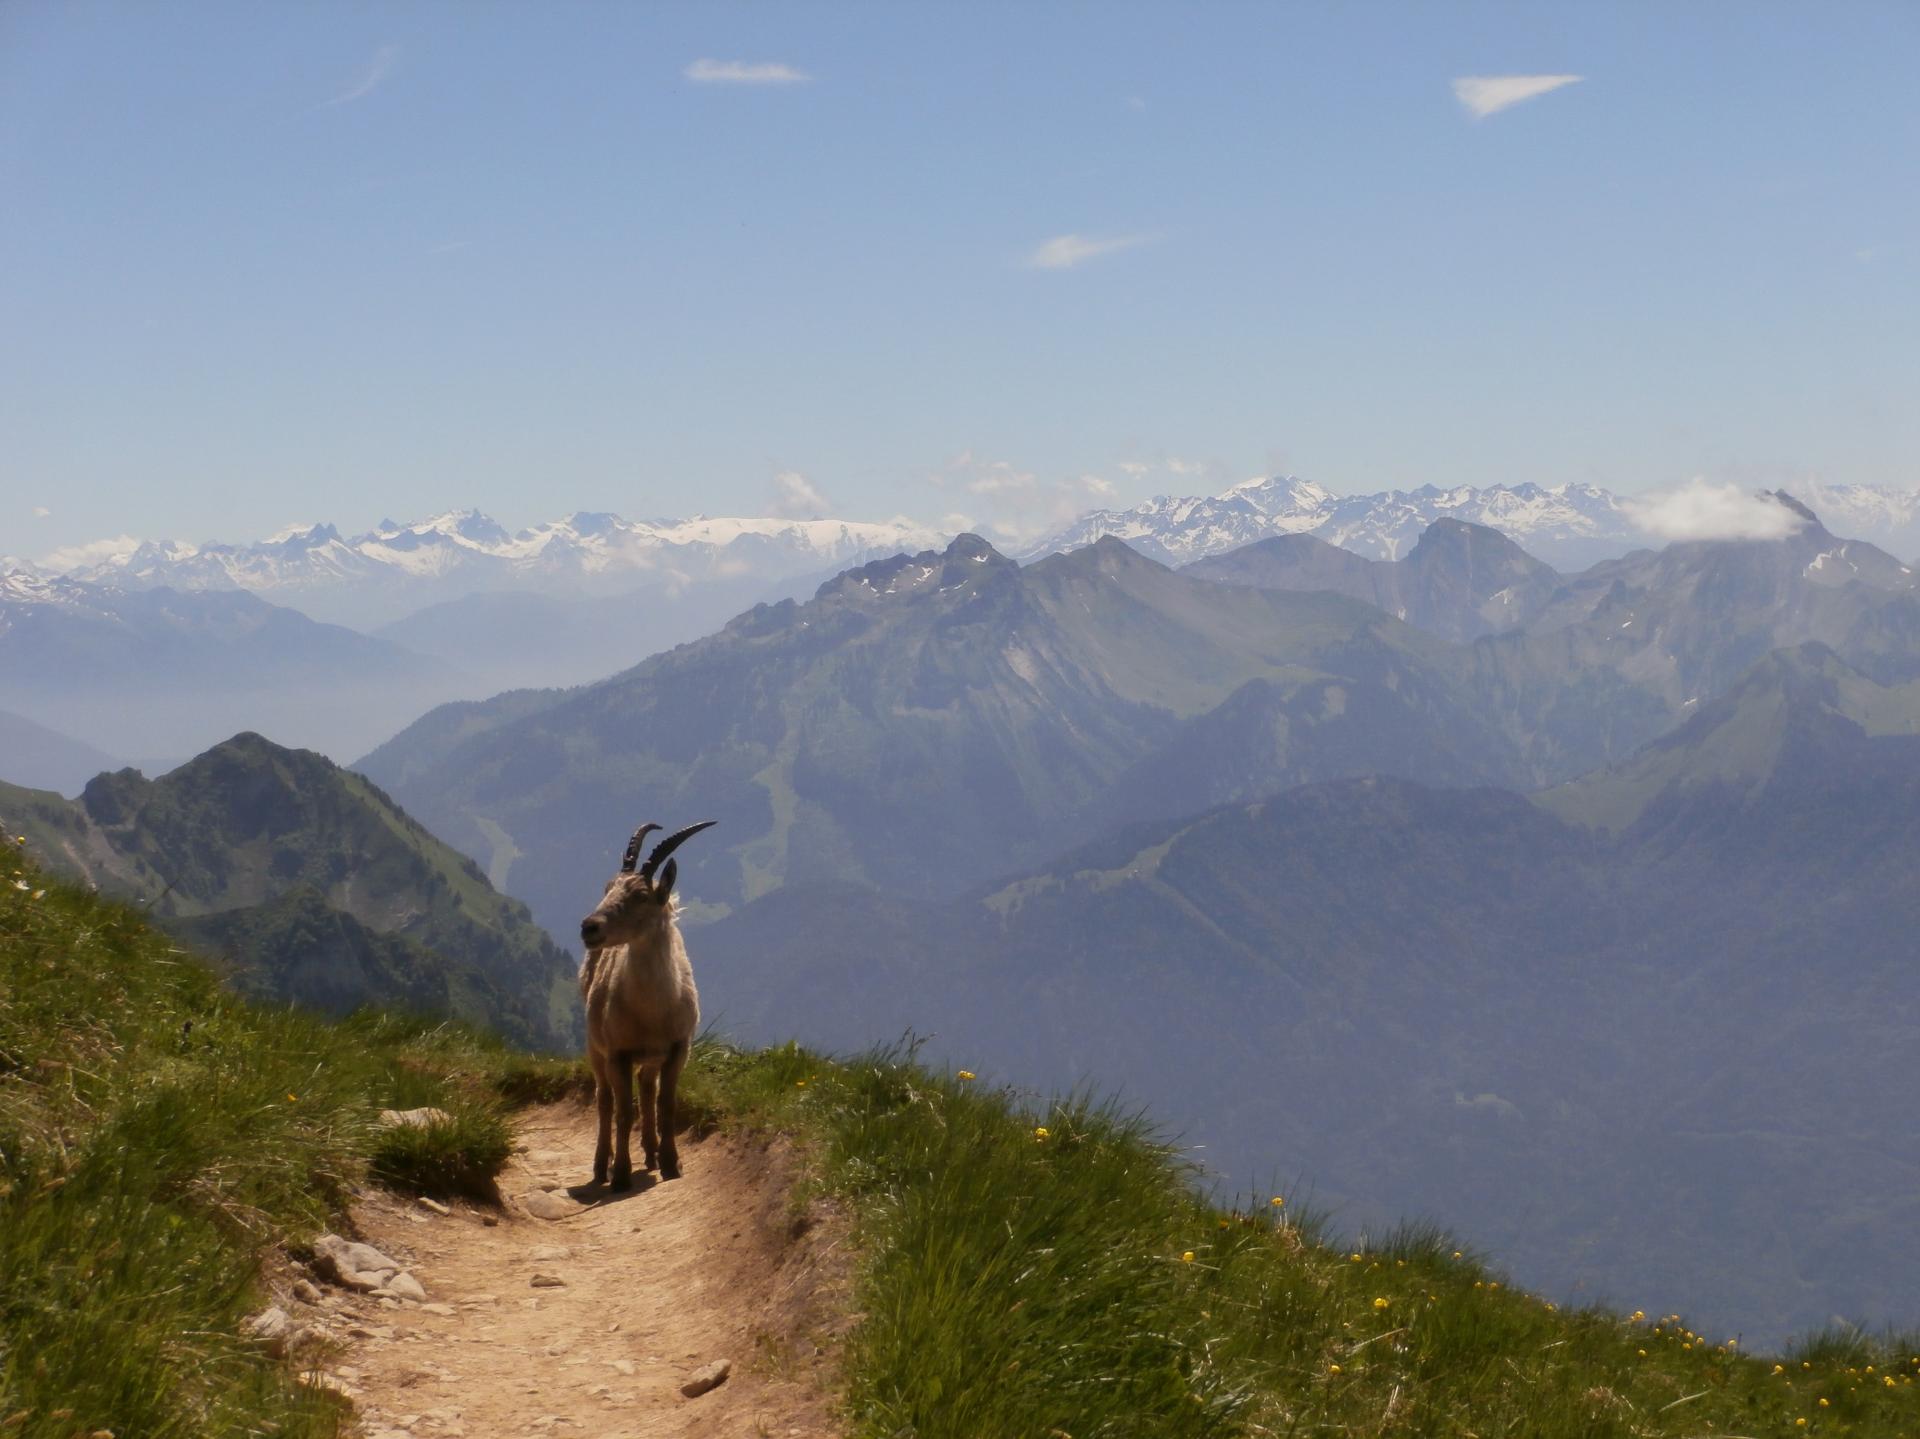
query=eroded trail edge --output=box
[304,1104,851,1439]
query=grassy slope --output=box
[0,846,556,1437]
[5,851,1916,1437]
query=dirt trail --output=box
[316,1105,849,1439]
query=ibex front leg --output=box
[590,1049,614,1186]
[610,1051,637,1192]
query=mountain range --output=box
[0,732,579,1050]
[359,494,1920,938]
[36,509,944,632]
[1024,474,1920,570]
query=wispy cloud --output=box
[324,44,400,107]
[685,59,812,86]
[768,470,830,519]
[1025,233,1150,271]
[1451,74,1582,120]
[1622,479,1809,542]
[32,507,49,519]
[929,454,1117,544]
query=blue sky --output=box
[4,1,1916,556]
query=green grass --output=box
[9,842,1920,1438]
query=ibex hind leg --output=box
[657,1040,689,1181]
[638,1064,661,1172]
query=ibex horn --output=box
[621,823,661,874]
[640,820,717,880]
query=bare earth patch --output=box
[308,1104,850,1439]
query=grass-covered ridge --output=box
[7,845,1919,1437]
[699,1044,1920,1438]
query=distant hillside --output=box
[0,708,120,795]
[1183,518,1563,642]
[0,570,470,762]
[693,643,1920,1346]
[0,732,578,1049]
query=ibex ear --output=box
[657,857,678,902]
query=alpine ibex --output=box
[578,820,715,1188]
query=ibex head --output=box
[579,820,716,949]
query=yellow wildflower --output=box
[1181,1251,1195,1264]
[1819,1398,1829,1408]
[1372,1297,1389,1311]
[1033,1126,1050,1140]
[1328,1364,1342,1375]
[1637,1349,1647,1358]
[1270,1196,1285,1207]
[957,1070,976,1081]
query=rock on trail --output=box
[309,1104,849,1438]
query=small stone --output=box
[529,1244,572,1261]
[385,1272,428,1302]
[291,1279,323,1304]
[481,1214,499,1227]
[242,1305,292,1354]
[530,1273,567,1288]
[417,1196,451,1216]
[519,1191,581,1221]
[608,1359,635,1376]
[312,1234,402,1291]
[679,1358,732,1399]
[421,1303,457,1316]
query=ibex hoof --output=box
[659,1154,681,1181]
[611,1166,633,1193]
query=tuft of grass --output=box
[368,1098,512,1200]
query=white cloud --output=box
[1025,233,1150,271]
[32,507,49,518]
[1080,475,1117,498]
[1117,460,1151,479]
[1164,456,1206,477]
[965,462,1039,496]
[685,59,812,85]
[324,44,399,107]
[1451,74,1582,120]
[768,470,830,519]
[1622,479,1810,543]
[39,534,143,572]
